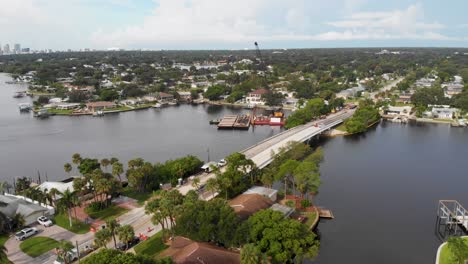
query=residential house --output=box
[178,91,192,102]
[228,193,273,220]
[415,77,436,88]
[336,86,365,99]
[384,106,412,117]
[243,186,277,202]
[158,92,174,102]
[160,236,240,264]
[397,94,412,104]
[431,107,458,119]
[246,88,269,106]
[86,101,116,112]
[0,194,54,226]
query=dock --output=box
[217,115,238,129]
[318,207,334,219]
[233,115,251,129]
[436,200,468,238]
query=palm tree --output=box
[206,178,219,197]
[106,219,120,249]
[241,243,269,264]
[56,240,74,264]
[0,182,9,195]
[12,213,25,230]
[72,153,82,166]
[117,225,135,250]
[191,177,201,191]
[0,212,8,233]
[57,189,78,227]
[94,229,112,249]
[101,158,110,172]
[49,188,61,207]
[112,162,124,182]
[64,163,72,176]
[110,157,119,165]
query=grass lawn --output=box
[122,188,153,206]
[439,237,468,264]
[334,123,348,132]
[47,108,74,115]
[0,234,12,264]
[104,106,131,111]
[300,211,318,228]
[87,204,129,222]
[134,231,168,258]
[54,214,90,234]
[20,237,59,257]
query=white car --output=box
[217,159,227,167]
[37,216,53,227]
[15,227,38,241]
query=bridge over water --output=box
[177,110,354,196]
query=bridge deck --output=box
[177,110,354,196]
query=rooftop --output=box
[228,193,273,220]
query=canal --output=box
[1,73,468,263]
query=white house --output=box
[384,106,412,117]
[246,88,269,106]
[431,107,458,119]
[0,194,54,225]
[243,186,278,202]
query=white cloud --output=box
[91,1,460,48]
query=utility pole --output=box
[76,240,80,264]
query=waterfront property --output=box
[160,236,240,264]
[0,194,54,226]
[85,101,116,112]
[246,88,269,106]
[228,194,273,220]
[431,107,458,120]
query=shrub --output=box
[301,199,311,208]
[85,201,107,214]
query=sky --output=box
[0,0,467,50]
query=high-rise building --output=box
[3,44,10,54]
[14,44,20,53]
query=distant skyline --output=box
[1,0,467,50]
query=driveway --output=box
[5,224,94,264]
[6,197,159,264]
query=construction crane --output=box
[254,41,266,71]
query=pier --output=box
[318,207,335,219]
[436,200,468,238]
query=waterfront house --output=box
[37,177,77,196]
[397,94,412,104]
[246,88,269,106]
[158,92,175,102]
[86,101,116,112]
[228,194,273,220]
[0,194,54,226]
[384,106,412,117]
[243,186,278,202]
[178,91,192,102]
[160,236,240,264]
[431,107,458,119]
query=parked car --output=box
[116,237,140,251]
[217,159,227,167]
[54,248,79,264]
[15,227,38,241]
[37,216,53,227]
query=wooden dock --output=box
[318,207,334,219]
[217,115,238,129]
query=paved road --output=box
[370,77,404,100]
[6,199,160,264]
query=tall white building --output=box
[3,44,10,54]
[14,43,20,53]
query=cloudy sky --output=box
[1,0,467,50]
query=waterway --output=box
[1,73,468,263]
[0,73,284,182]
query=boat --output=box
[209,119,221,125]
[92,111,104,117]
[192,98,205,105]
[153,103,162,108]
[168,100,178,106]
[33,108,50,118]
[13,91,25,98]
[18,103,32,112]
[252,115,270,125]
[244,104,255,109]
